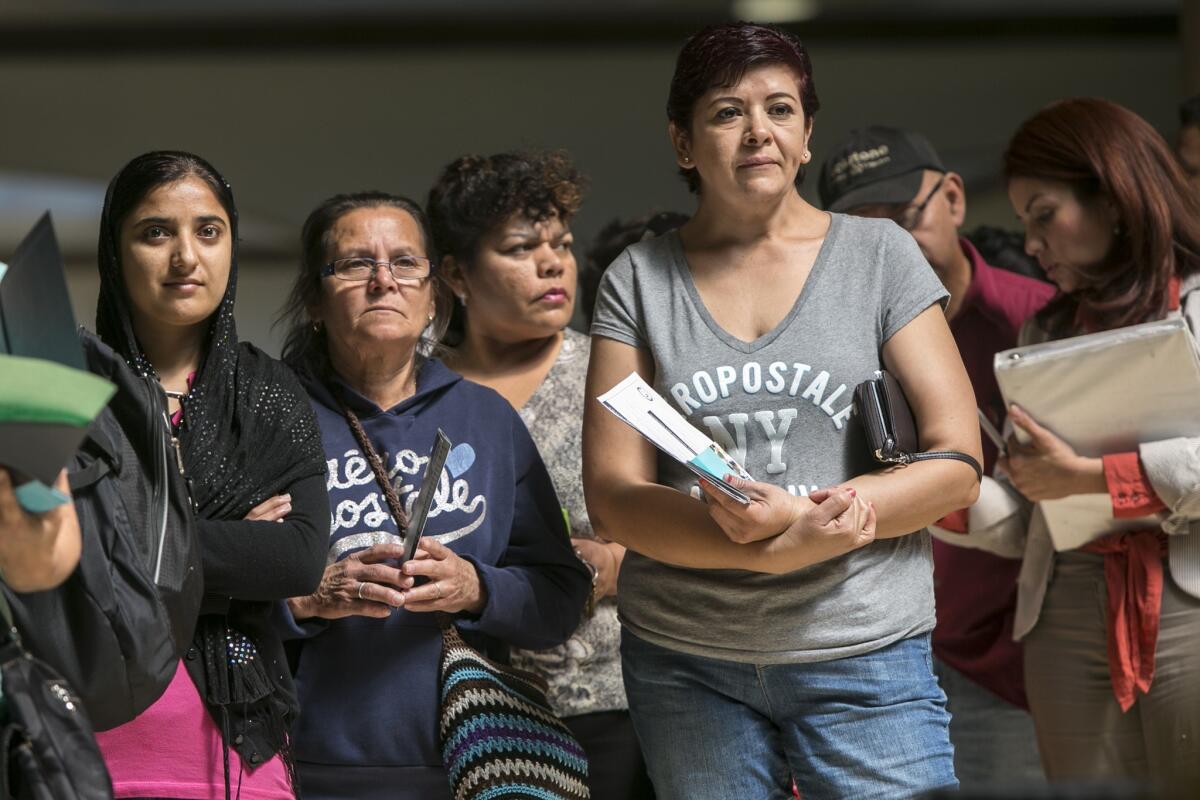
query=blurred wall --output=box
[0,34,1180,353]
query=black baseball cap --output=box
[818,126,945,213]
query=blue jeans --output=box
[621,630,956,800]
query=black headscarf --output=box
[95,151,324,519]
[95,152,325,783]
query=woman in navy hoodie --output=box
[276,191,590,799]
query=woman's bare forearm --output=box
[837,460,980,538]
[586,480,776,570]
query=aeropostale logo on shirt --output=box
[669,360,854,493]
[323,446,488,562]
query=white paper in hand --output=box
[598,372,752,503]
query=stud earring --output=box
[683,155,691,164]
[457,294,467,307]
[311,320,322,332]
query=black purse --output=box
[853,370,982,482]
[0,593,113,800]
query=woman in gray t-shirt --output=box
[583,22,983,800]
[427,150,654,800]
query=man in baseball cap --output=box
[820,126,1054,793]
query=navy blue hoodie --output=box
[281,358,589,790]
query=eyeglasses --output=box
[320,256,433,284]
[892,174,946,231]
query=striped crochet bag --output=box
[438,623,590,800]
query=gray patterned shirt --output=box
[509,328,628,717]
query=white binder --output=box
[993,317,1200,550]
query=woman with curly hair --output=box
[427,150,654,799]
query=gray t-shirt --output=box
[591,213,949,664]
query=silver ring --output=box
[356,581,366,600]
[433,582,443,601]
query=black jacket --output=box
[4,330,203,731]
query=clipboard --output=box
[993,317,1200,549]
[401,429,452,564]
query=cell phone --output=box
[977,408,1007,459]
[400,429,452,565]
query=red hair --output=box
[1004,98,1200,334]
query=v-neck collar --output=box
[668,212,842,354]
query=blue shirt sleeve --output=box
[457,408,590,649]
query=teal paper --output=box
[14,480,69,513]
[688,446,733,482]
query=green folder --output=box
[0,355,115,487]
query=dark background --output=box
[1,0,1193,351]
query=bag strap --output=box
[906,450,983,482]
[0,585,24,663]
[338,396,459,633]
[337,398,410,537]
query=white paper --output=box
[598,372,752,503]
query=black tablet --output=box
[1,213,83,368]
[402,429,452,564]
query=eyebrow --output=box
[1023,192,1046,214]
[132,215,227,227]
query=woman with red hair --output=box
[956,98,1200,796]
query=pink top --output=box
[96,661,292,799]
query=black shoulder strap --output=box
[68,421,121,491]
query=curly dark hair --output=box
[426,150,586,343]
[427,150,585,264]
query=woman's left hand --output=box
[401,537,487,615]
[999,405,1106,502]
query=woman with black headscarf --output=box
[86,151,328,799]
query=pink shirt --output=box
[96,661,293,800]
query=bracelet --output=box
[573,546,600,617]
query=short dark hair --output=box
[426,150,586,344]
[277,191,446,368]
[427,150,585,263]
[1180,95,1200,128]
[667,21,820,193]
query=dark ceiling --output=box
[0,0,1179,54]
